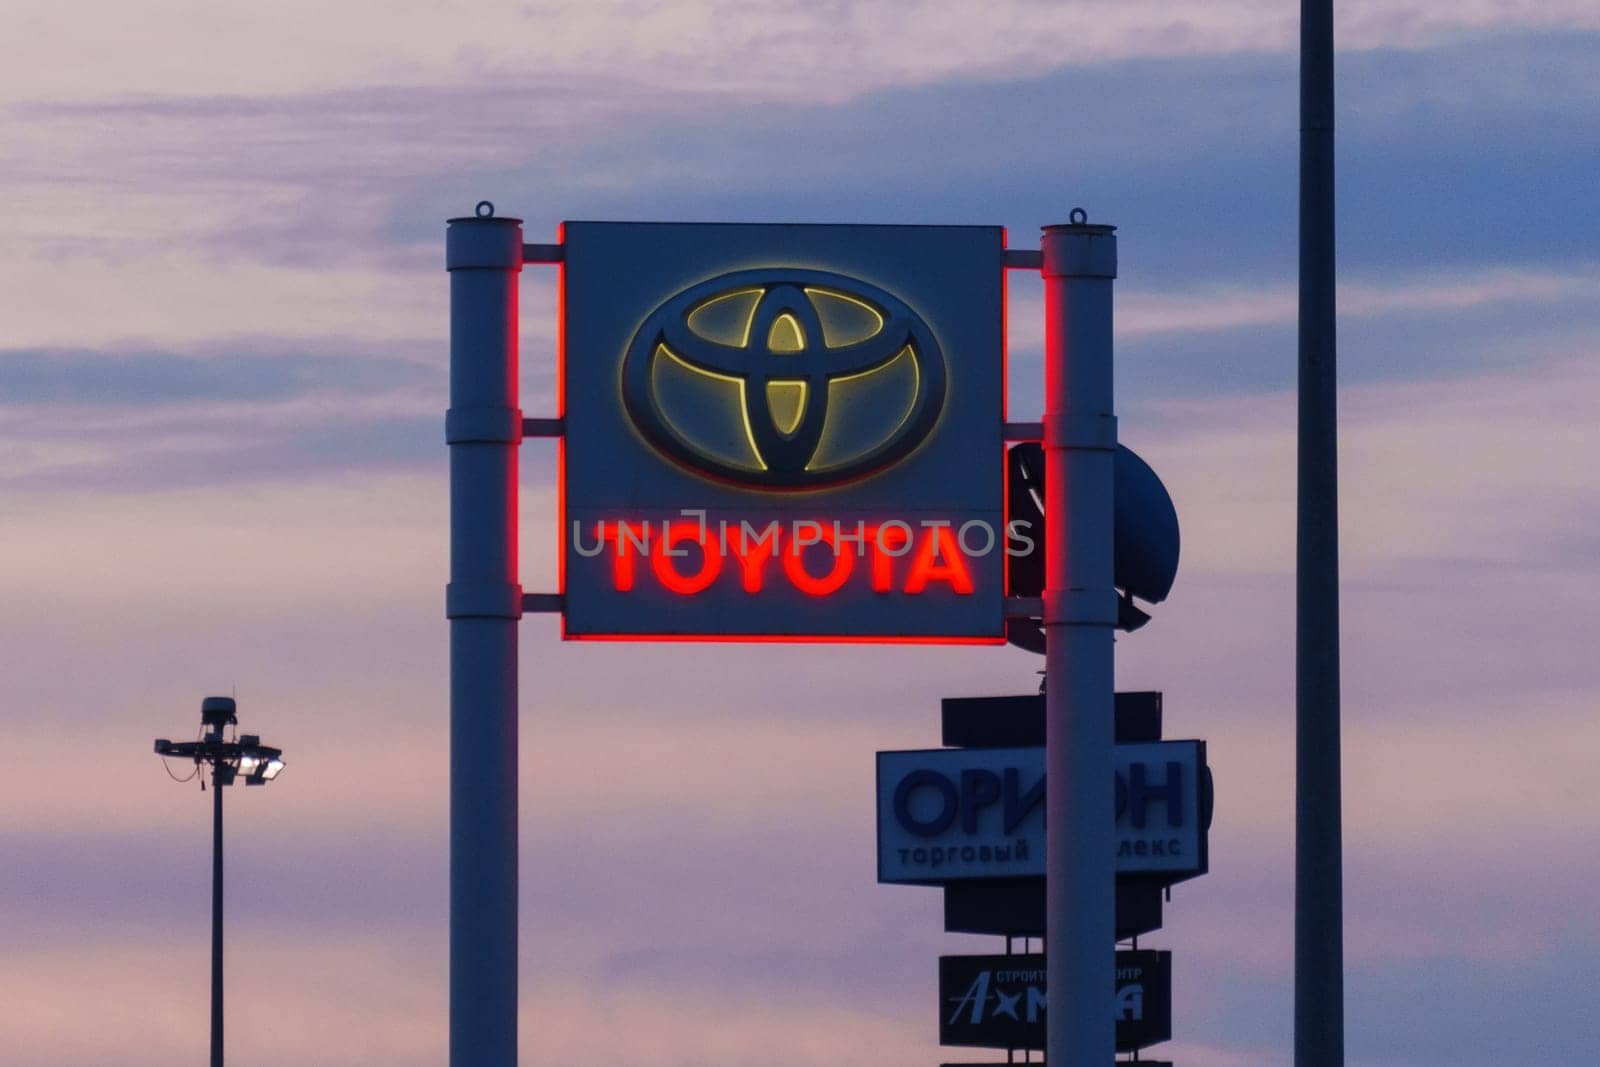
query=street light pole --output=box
[1297,0,1344,1063]
[153,696,285,1067]
[212,758,225,1067]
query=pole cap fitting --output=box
[1041,217,1117,278]
[200,696,237,727]
[446,214,524,270]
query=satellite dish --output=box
[1006,441,1181,653]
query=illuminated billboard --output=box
[560,222,1006,641]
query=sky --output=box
[3,2,1599,1064]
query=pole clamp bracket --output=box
[1042,412,1117,450]
[522,417,565,438]
[446,406,524,444]
[1004,595,1044,619]
[522,243,565,264]
[446,581,524,619]
[1042,587,1119,626]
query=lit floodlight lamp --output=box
[243,746,284,786]
[237,735,262,778]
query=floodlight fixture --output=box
[152,697,286,1066]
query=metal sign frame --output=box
[445,207,1120,1067]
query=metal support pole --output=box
[1297,0,1344,1063]
[1040,218,1118,1067]
[211,764,224,1067]
[446,210,524,1067]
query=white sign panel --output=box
[876,742,1207,884]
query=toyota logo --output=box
[621,268,946,489]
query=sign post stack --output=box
[877,691,1209,1063]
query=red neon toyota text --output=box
[577,519,979,597]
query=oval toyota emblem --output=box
[621,268,946,489]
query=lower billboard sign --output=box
[939,951,1171,1053]
[877,742,1208,884]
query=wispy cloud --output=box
[0,345,434,407]
[1111,266,1600,337]
[0,342,451,487]
[7,1,1598,105]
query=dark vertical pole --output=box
[1297,0,1344,1064]
[211,765,224,1067]
[1040,218,1118,1067]
[446,210,523,1066]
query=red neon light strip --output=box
[563,632,1006,645]
[999,229,1013,600]
[556,223,570,639]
